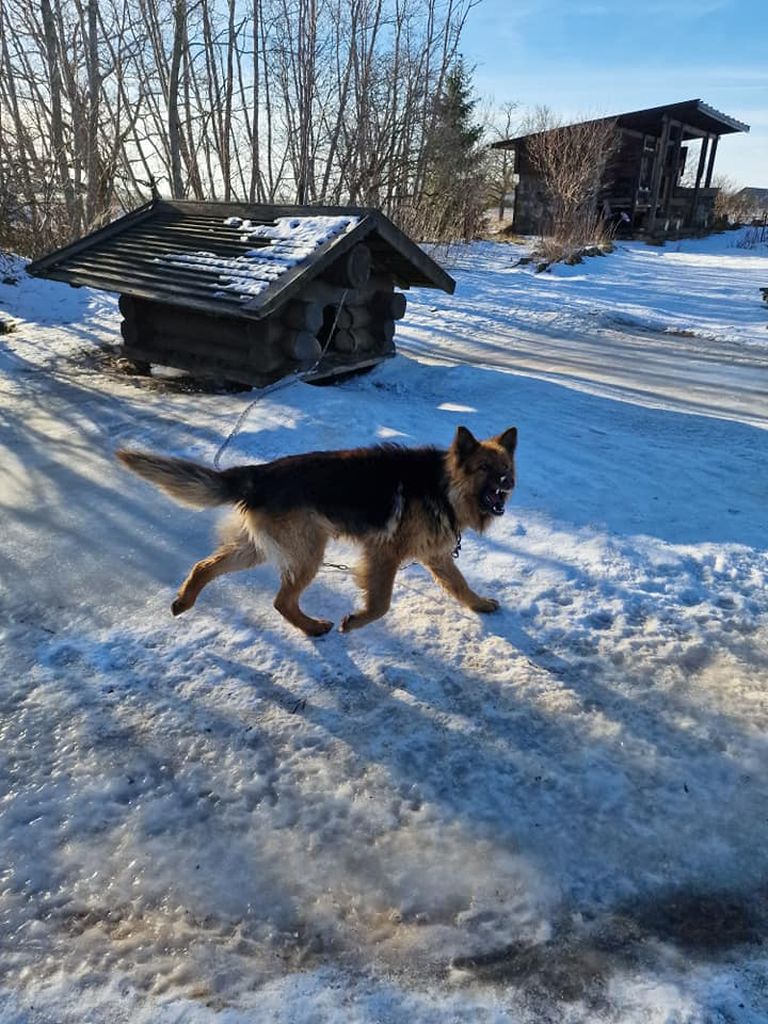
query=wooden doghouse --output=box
[28,200,455,387]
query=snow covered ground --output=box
[0,230,767,1023]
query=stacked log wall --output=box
[118,265,406,386]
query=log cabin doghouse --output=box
[493,99,750,238]
[28,201,455,387]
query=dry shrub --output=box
[524,107,620,259]
[533,210,617,265]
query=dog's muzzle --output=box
[480,474,513,517]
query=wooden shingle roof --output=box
[28,200,455,319]
[493,98,750,150]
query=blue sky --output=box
[462,0,768,186]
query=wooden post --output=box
[663,121,684,220]
[704,135,719,188]
[648,115,671,230]
[694,135,710,191]
[690,134,711,227]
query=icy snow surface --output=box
[160,216,358,301]
[0,231,767,1022]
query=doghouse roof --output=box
[28,200,455,320]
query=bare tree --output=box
[0,0,480,256]
[485,101,519,222]
[524,107,620,252]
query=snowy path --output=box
[400,236,768,428]
[400,316,768,428]
[1,237,767,1023]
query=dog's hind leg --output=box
[271,521,332,637]
[172,535,264,616]
[273,557,332,637]
[425,553,499,614]
[340,551,399,632]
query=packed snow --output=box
[0,229,767,1023]
[160,216,359,302]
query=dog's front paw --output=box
[472,596,500,614]
[171,596,192,616]
[303,618,334,637]
[339,613,365,632]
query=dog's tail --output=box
[116,449,248,508]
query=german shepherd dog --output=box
[116,425,517,636]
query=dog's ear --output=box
[495,427,518,454]
[453,425,479,461]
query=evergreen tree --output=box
[421,59,486,241]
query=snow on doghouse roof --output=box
[27,200,455,320]
[161,214,360,302]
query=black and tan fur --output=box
[116,425,517,636]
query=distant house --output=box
[492,99,750,238]
[735,187,768,220]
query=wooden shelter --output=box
[28,200,455,387]
[493,99,750,237]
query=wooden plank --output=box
[366,212,455,294]
[153,217,275,237]
[67,250,230,283]
[65,251,273,306]
[306,351,394,384]
[121,341,258,385]
[133,222,270,243]
[62,254,244,302]
[138,329,247,363]
[164,199,372,219]
[44,269,261,320]
[27,200,157,275]
[133,297,282,346]
[111,235,252,259]
[100,237,249,259]
[137,326,285,373]
[116,223,240,241]
[124,339,393,389]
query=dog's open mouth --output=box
[480,483,509,516]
